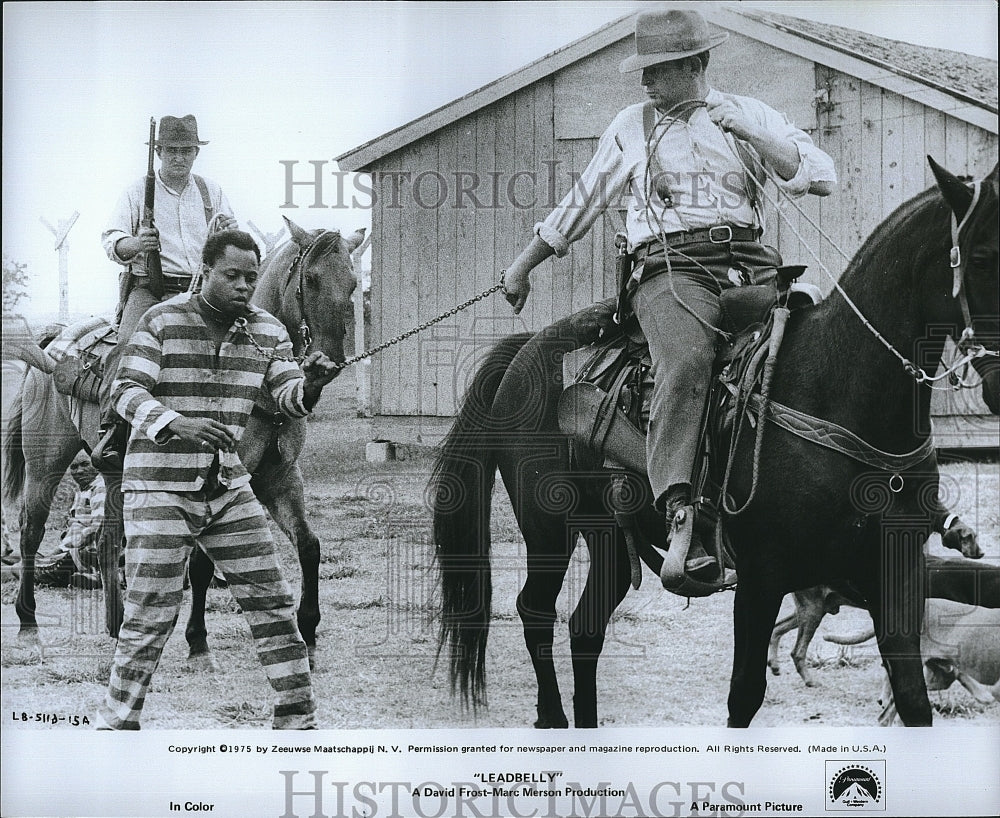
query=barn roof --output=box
[337,5,998,172]
[741,8,997,111]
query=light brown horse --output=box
[3,217,364,669]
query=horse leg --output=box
[569,525,632,728]
[98,471,125,638]
[515,519,574,729]
[184,546,220,672]
[866,584,931,726]
[258,466,321,668]
[727,580,784,727]
[767,606,797,676]
[789,590,830,687]
[16,447,78,640]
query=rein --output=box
[732,155,997,388]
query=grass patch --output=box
[323,566,357,580]
[215,700,270,725]
[41,659,112,685]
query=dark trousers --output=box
[630,240,781,502]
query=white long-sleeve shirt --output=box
[102,172,234,277]
[535,88,837,256]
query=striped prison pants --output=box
[99,485,316,729]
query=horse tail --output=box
[432,332,532,709]
[2,379,26,506]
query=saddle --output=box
[47,317,118,404]
[557,268,821,596]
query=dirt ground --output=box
[2,374,998,730]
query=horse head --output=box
[928,157,999,413]
[256,216,365,369]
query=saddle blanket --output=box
[47,316,118,405]
[45,316,118,364]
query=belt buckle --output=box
[709,225,733,244]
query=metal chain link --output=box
[231,316,303,364]
[331,271,508,371]
[231,274,508,371]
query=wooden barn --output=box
[336,5,998,448]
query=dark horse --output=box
[432,158,998,727]
[3,217,363,669]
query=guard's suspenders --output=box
[192,174,215,225]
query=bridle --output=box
[720,138,997,389]
[285,231,330,361]
[233,230,341,364]
[931,179,998,388]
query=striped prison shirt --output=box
[112,292,309,493]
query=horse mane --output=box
[837,184,949,291]
[299,230,343,272]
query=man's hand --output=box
[301,351,342,409]
[706,98,757,142]
[503,235,556,314]
[166,416,236,452]
[209,214,239,234]
[115,227,160,261]
[136,226,160,251]
[302,351,341,387]
[504,265,532,315]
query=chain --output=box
[231,273,508,371]
[331,271,508,371]
[231,316,302,364]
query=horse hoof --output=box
[16,628,41,647]
[186,652,220,673]
[533,716,569,729]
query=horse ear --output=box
[346,227,367,254]
[282,215,312,247]
[928,155,973,218]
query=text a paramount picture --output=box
[1,2,999,817]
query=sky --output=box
[2,0,997,323]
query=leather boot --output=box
[661,485,718,580]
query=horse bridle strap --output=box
[743,391,936,473]
[950,180,982,350]
[286,232,329,360]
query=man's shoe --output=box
[684,534,719,581]
[91,423,125,472]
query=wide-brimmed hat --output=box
[620,9,728,73]
[150,115,209,147]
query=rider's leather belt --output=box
[633,225,760,263]
[135,272,193,294]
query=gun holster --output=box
[613,232,634,325]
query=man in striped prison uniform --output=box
[97,229,340,730]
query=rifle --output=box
[143,117,164,299]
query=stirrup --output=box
[660,504,735,597]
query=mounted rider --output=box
[93,115,237,469]
[502,8,837,583]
